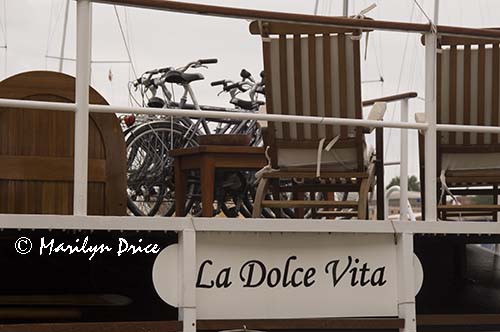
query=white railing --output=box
[4,1,500,332]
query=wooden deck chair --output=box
[418,36,500,220]
[249,21,385,219]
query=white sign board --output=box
[153,232,401,319]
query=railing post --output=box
[397,232,417,332]
[179,229,197,332]
[400,99,409,221]
[376,127,385,220]
[74,0,92,216]
[424,33,438,222]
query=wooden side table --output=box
[170,145,266,217]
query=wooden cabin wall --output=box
[0,71,126,216]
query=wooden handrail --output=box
[96,0,500,40]
[362,92,418,107]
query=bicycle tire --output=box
[126,121,198,216]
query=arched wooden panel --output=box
[0,71,126,215]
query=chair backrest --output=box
[250,21,365,171]
[437,36,500,153]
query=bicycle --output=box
[125,60,263,215]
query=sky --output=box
[1,0,499,184]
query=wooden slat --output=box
[492,43,499,143]
[352,37,364,171]
[279,183,360,192]
[418,314,500,326]
[170,146,264,156]
[418,144,500,153]
[362,92,418,106]
[0,308,82,320]
[249,21,367,35]
[477,44,486,144]
[437,48,442,144]
[0,156,106,182]
[315,210,357,217]
[438,204,500,211]
[463,44,471,145]
[439,35,500,46]
[337,33,347,138]
[448,45,457,145]
[261,24,277,151]
[293,34,304,140]
[444,211,498,217]
[322,33,333,138]
[279,34,290,139]
[198,318,404,330]
[262,200,358,208]
[263,171,368,178]
[308,34,318,139]
[0,294,130,306]
[0,321,180,332]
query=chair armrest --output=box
[364,101,387,133]
[362,92,418,107]
[415,112,425,123]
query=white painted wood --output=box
[397,233,417,332]
[179,229,197,332]
[400,99,409,222]
[74,0,92,216]
[424,33,438,222]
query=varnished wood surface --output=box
[173,145,267,217]
[262,200,358,208]
[0,156,106,182]
[362,92,418,107]
[169,145,264,157]
[0,318,405,332]
[0,71,126,215]
[98,0,500,40]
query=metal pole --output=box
[59,0,70,72]
[179,229,197,332]
[376,127,385,220]
[343,0,349,16]
[400,99,409,222]
[424,33,438,222]
[74,0,91,216]
[397,232,417,332]
[433,0,440,25]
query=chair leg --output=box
[252,178,269,218]
[358,165,375,220]
[358,178,369,220]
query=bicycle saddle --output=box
[230,98,265,111]
[147,97,165,108]
[164,70,204,84]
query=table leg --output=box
[201,157,215,217]
[175,158,187,217]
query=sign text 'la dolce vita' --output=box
[153,232,421,319]
[196,255,388,289]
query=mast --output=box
[433,0,439,24]
[343,0,349,16]
[59,0,70,72]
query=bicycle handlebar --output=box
[211,79,227,87]
[226,82,247,92]
[199,58,218,65]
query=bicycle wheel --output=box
[234,172,294,218]
[126,121,198,216]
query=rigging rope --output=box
[383,1,416,161]
[412,0,437,33]
[113,5,138,79]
